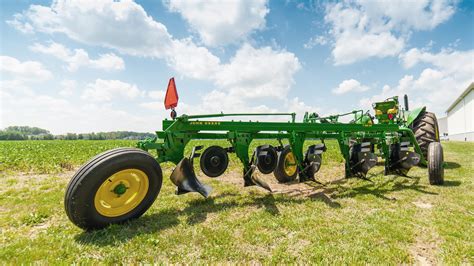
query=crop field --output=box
[0,140,472,264]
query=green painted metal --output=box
[405,106,426,127]
[373,96,399,124]
[113,183,127,196]
[137,110,424,178]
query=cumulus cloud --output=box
[30,42,124,71]
[148,90,166,101]
[0,55,52,82]
[59,79,77,96]
[303,35,328,49]
[82,79,144,102]
[360,48,473,115]
[8,0,220,79]
[332,79,370,94]
[165,0,269,46]
[214,44,301,99]
[8,1,299,102]
[9,0,174,57]
[324,0,456,65]
[1,89,158,134]
[6,0,311,126]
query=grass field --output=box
[0,140,472,263]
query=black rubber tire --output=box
[273,145,298,183]
[428,142,444,185]
[199,146,229,177]
[412,111,440,159]
[65,148,162,230]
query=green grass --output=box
[0,140,472,263]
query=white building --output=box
[445,82,473,141]
[438,116,448,139]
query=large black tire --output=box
[65,148,162,230]
[412,111,440,159]
[273,145,298,183]
[428,142,444,185]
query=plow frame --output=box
[137,112,426,179]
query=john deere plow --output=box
[65,78,444,230]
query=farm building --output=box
[445,82,473,141]
[438,116,448,139]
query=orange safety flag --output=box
[164,77,179,109]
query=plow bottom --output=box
[170,158,212,198]
[386,142,420,176]
[349,142,377,177]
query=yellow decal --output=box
[190,121,221,125]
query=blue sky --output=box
[0,0,473,134]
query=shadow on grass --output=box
[444,161,461,169]
[75,173,444,246]
[74,192,309,246]
[442,180,461,187]
[330,175,437,200]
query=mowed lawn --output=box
[0,140,472,264]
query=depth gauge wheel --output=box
[273,145,298,183]
[65,148,162,230]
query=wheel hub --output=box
[113,183,128,196]
[210,156,221,167]
[283,152,297,176]
[94,169,149,217]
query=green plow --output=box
[65,78,445,230]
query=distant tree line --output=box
[0,126,155,140]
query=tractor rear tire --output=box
[428,142,444,185]
[412,111,440,159]
[273,145,298,183]
[65,148,162,230]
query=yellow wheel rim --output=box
[283,152,297,177]
[94,169,149,217]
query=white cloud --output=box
[82,79,144,102]
[332,32,404,65]
[400,48,473,76]
[30,42,124,71]
[148,90,166,101]
[214,44,301,99]
[165,0,269,46]
[360,48,473,115]
[6,14,34,34]
[0,55,52,82]
[59,79,76,96]
[303,35,328,49]
[5,0,311,130]
[9,0,220,81]
[333,79,370,94]
[0,79,168,134]
[8,1,299,101]
[324,0,456,65]
[9,1,174,57]
[1,90,157,134]
[167,38,221,79]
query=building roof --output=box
[446,82,474,113]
